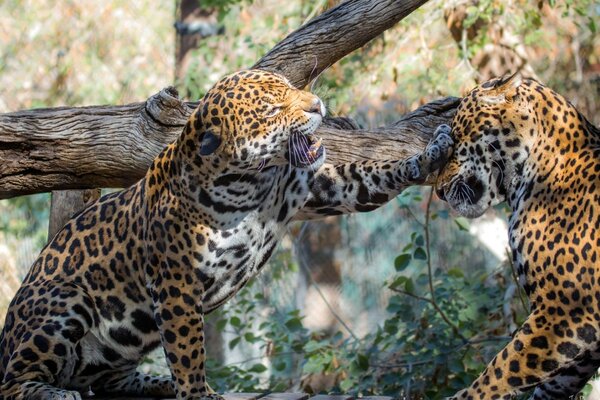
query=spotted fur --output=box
[0,69,452,400]
[437,74,600,399]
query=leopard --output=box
[436,73,600,399]
[0,69,453,400]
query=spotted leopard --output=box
[0,69,453,400]
[436,73,600,399]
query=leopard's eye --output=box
[265,106,281,118]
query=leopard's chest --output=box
[198,167,311,311]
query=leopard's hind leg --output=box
[97,369,175,397]
[529,350,600,400]
[0,280,95,400]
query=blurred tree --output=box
[175,0,224,93]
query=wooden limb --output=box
[0,0,459,199]
[0,91,459,199]
[254,0,430,88]
[0,88,191,198]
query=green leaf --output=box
[244,332,259,343]
[415,234,425,246]
[274,361,287,371]
[285,317,304,332]
[448,268,464,278]
[304,340,323,353]
[404,277,415,294]
[414,247,427,260]
[230,316,242,328]
[394,253,412,271]
[228,337,241,350]
[454,217,470,231]
[248,363,268,373]
[357,353,369,371]
[339,378,354,392]
[589,18,597,34]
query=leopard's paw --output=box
[403,124,453,183]
[424,124,453,172]
[411,124,453,181]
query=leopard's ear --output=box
[199,129,222,155]
[479,72,522,105]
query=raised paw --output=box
[414,124,454,181]
[425,124,454,171]
[404,124,454,183]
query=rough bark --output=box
[0,93,458,199]
[255,0,431,88]
[0,0,458,199]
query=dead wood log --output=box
[0,92,458,199]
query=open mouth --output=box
[286,132,325,168]
[440,176,488,218]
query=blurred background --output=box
[0,0,599,398]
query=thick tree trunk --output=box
[175,0,222,84]
[0,0,458,200]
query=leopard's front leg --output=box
[149,265,220,400]
[296,124,453,219]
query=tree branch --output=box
[0,94,458,199]
[254,0,431,88]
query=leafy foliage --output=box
[203,189,529,399]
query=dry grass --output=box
[0,0,174,111]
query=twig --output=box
[390,287,434,304]
[424,188,467,342]
[292,226,359,341]
[220,351,299,368]
[372,335,511,369]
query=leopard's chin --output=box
[449,201,488,219]
[443,180,489,218]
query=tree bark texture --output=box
[0,0,459,200]
[254,0,431,88]
[0,93,458,199]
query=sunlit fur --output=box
[438,74,600,400]
[0,69,453,400]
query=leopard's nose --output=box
[306,98,325,117]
